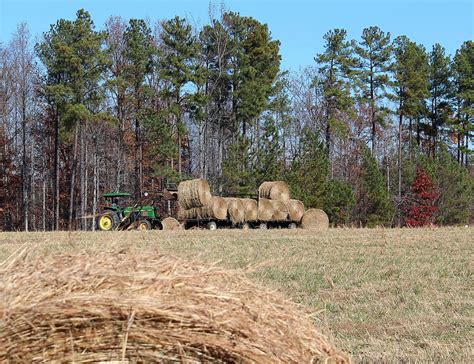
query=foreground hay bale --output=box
[178,179,212,210]
[270,200,289,221]
[288,199,305,222]
[258,181,290,203]
[301,208,329,230]
[225,198,245,224]
[257,197,274,221]
[0,251,348,363]
[241,198,258,221]
[160,217,182,230]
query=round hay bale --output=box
[257,198,274,221]
[0,251,348,363]
[300,208,329,230]
[178,197,228,221]
[178,179,212,210]
[270,200,289,221]
[288,199,305,223]
[161,217,182,230]
[241,198,258,222]
[225,198,245,224]
[210,196,228,220]
[258,181,290,203]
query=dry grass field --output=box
[1,227,472,362]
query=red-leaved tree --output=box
[406,168,440,227]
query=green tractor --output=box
[97,192,162,231]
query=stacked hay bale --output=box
[178,180,228,221]
[178,179,212,210]
[178,196,228,221]
[224,198,246,224]
[287,199,305,223]
[0,251,348,363]
[241,198,258,222]
[258,181,290,221]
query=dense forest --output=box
[0,8,472,231]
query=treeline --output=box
[0,9,472,231]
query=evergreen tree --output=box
[286,130,329,208]
[354,26,392,154]
[315,28,356,156]
[452,41,473,165]
[392,36,430,225]
[223,12,281,136]
[123,19,155,197]
[159,16,200,179]
[431,147,473,225]
[360,146,393,227]
[221,136,255,197]
[36,9,108,228]
[428,43,452,156]
[323,180,355,226]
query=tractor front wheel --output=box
[97,212,119,231]
[137,219,152,231]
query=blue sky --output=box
[1,0,472,71]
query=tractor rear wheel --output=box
[97,212,119,231]
[137,219,152,231]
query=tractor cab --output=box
[102,192,131,218]
[97,192,131,231]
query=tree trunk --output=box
[54,110,60,230]
[68,123,79,230]
[370,70,376,154]
[92,137,98,232]
[134,97,141,199]
[21,91,28,231]
[397,111,403,227]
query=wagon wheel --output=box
[137,219,152,231]
[207,221,217,231]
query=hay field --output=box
[1,227,472,362]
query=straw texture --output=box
[241,198,258,222]
[0,251,348,363]
[301,208,330,230]
[258,181,290,203]
[161,217,182,230]
[270,200,289,221]
[225,198,245,224]
[287,199,305,222]
[178,197,228,221]
[258,198,274,221]
[178,179,212,210]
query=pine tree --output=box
[354,26,392,154]
[36,9,108,229]
[223,12,281,137]
[360,146,394,227]
[392,36,430,225]
[315,28,357,156]
[221,136,255,197]
[123,19,155,197]
[452,41,473,165]
[406,167,439,227]
[286,129,329,208]
[323,180,355,226]
[428,43,452,156]
[431,147,473,225]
